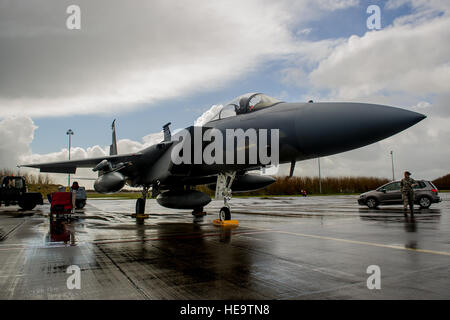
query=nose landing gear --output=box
[215,172,236,221]
[219,206,231,221]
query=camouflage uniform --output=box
[400,177,416,215]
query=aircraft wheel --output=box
[136,198,145,214]
[192,207,205,217]
[219,207,231,221]
[75,199,86,209]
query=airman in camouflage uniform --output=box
[400,171,416,216]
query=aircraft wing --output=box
[19,153,143,174]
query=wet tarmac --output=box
[0,194,449,299]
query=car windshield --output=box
[210,93,282,121]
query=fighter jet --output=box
[21,93,426,221]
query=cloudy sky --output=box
[0,0,449,186]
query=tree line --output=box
[0,169,53,185]
[1,168,448,196]
[432,174,450,190]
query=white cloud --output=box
[0,0,364,118]
[296,28,313,36]
[309,18,450,99]
[317,0,359,11]
[386,0,450,12]
[0,117,36,169]
[0,1,292,118]
[194,105,223,126]
[142,132,164,147]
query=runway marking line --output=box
[270,229,450,257]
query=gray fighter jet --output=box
[21,93,426,221]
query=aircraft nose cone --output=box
[294,102,426,157]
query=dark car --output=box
[358,180,441,209]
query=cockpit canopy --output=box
[211,93,282,121]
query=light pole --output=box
[66,129,74,187]
[318,157,322,194]
[390,150,395,181]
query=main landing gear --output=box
[192,207,207,217]
[133,185,150,220]
[215,172,236,221]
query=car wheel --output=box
[419,196,431,209]
[19,200,36,211]
[366,198,379,209]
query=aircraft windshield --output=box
[211,93,282,121]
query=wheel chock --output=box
[213,219,239,226]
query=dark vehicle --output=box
[358,180,441,209]
[0,176,43,210]
[70,185,87,209]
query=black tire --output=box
[18,200,36,211]
[219,207,231,221]
[136,198,145,214]
[418,196,431,209]
[75,199,86,209]
[366,197,379,209]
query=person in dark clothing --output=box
[400,171,416,217]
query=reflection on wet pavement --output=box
[0,193,449,299]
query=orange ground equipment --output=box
[49,192,73,220]
[213,219,239,226]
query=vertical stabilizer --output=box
[110,119,118,155]
[163,122,172,142]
